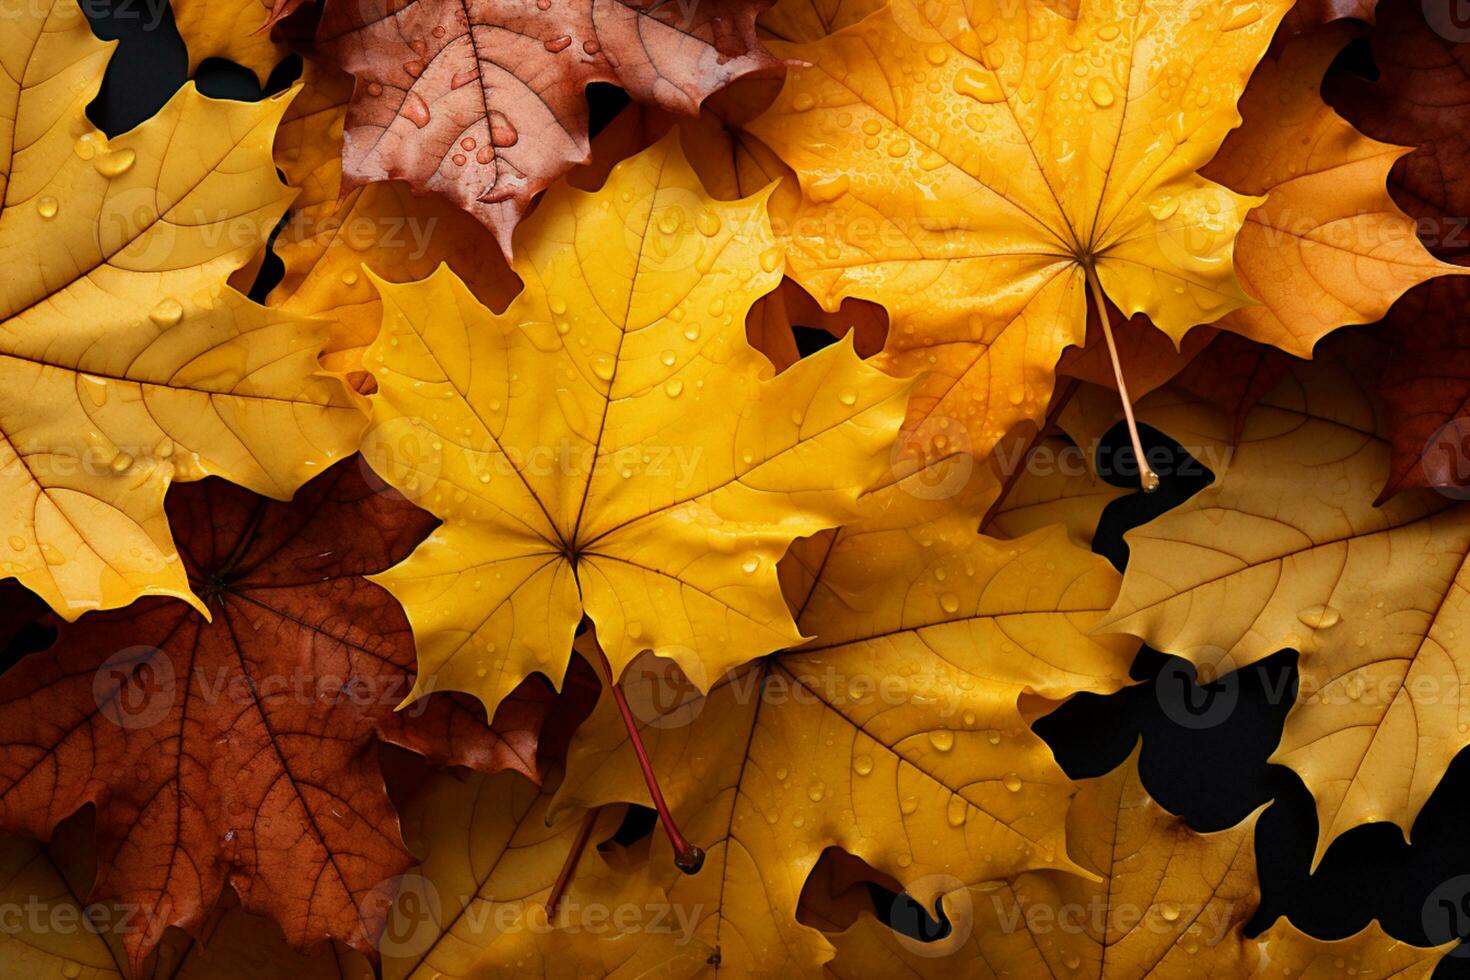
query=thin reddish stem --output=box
[545,806,599,918]
[1084,264,1159,492]
[593,647,705,874]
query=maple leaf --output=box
[360,135,911,719]
[1099,331,1470,866]
[0,460,564,972]
[311,0,781,256]
[378,769,708,979]
[1200,24,1464,357]
[172,0,291,84]
[252,58,522,380]
[812,752,1449,978]
[1325,0,1470,263]
[0,0,362,618]
[0,817,376,979]
[545,451,1136,974]
[746,0,1291,468]
[1377,277,1470,500]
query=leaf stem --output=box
[545,806,599,918]
[1084,263,1159,493]
[592,646,705,875]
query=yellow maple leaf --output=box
[547,455,1136,974]
[747,0,1291,465]
[171,0,288,85]
[380,770,706,980]
[812,752,1449,978]
[1202,25,1467,356]
[0,0,361,617]
[1099,332,1470,866]
[361,135,912,718]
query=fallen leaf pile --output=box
[2,0,1468,974]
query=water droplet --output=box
[954,67,1005,104]
[111,452,134,473]
[7,536,24,552]
[1003,772,1022,792]
[946,795,968,827]
[664,379,683,398]
[1149,196,1180,220]
[1297,604,1341,630]
[775,766,788,780]
[808,174,850,203]
[760,247,782,273]
[61,961,82,979]
[939,592,959,614]
[1087,77,1115,108]
[697,210,722,236]
[341,269,359,286]
[544,34,572,52]
[838,388,857,406]
[899,795,918,814]
[1222,3,1261,31]
[400,92,432,128]
[925,45,948,65]
[683,323,701,342]
[549,296,567,315]
[591,355,615,382]
[929,730,954,752]
[792,92,815,111]
[36,196,58,219]
[741,554,760,574]
[94,148,136,177]
[807,781,825,802]
[40,542,64,566]
[853,754,873,776]
[1160,900,1181,921]
[887,138,911,157]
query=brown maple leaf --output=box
[1325,0,1470,262]
[0,459,572,973]
[312,0,780,255]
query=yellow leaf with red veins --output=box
[0,0,361,618]
[362,135,911,719]
[748,0,1290,465]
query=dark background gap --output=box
[29,1,1468,974]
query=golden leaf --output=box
[362,135,912,718]
[0,0,361,617]
[547,455,1136,974]
[1100,333,1470,865]
[748,0,1291,464]
[816,753,1448,978]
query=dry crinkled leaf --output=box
[1099,332,1470,865]
[362,135,911,720]
[814,752,1447,979]
[0,460,557,972]
[313,0,780,256]
[172,0,290,84]
[748,0,1289,466]
[0,0,362,618]
[255,58,521,378]
[380,770,706,980]
[548,454,1135,974]
[1201,24,1464,357]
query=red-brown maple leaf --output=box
[1325,0,1470,262]
[313,0,780,255]
[0,460,574,973]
